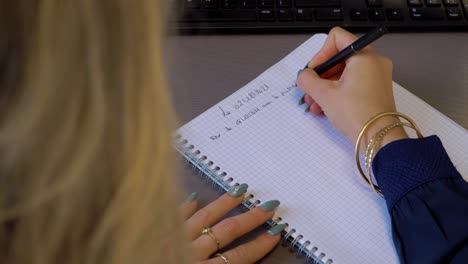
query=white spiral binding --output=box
[174,135,333,264]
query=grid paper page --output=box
[177,34,468,263]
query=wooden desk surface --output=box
[167,32,468,264]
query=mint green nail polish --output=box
[298,95,306,105]
[297,69,304,78]
[228,183,248,197]
[259,200,280,212]
[267,224,286,236]
[185,192,198,203]
[304,104,312,112]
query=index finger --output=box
[307,27,363,78]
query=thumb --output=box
[297,69,334,107]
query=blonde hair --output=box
[0,1,186,263]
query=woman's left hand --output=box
[180,186,284,264]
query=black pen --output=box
[298,25,388,106]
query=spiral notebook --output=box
[174,34,468,264]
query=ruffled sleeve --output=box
[372,136,468,263]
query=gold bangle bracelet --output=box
[364,122,407,168]
[355,112,423,197]
[365,122,413,196]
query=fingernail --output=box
[267,224,286,236]
[259,200,280,211]
[296,69,304,78]
[185,192,198,203]
[304,104,312,112]
[298,95,306,106]
[303,62,309,70]
[228,183,248,197]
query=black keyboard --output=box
[177,0,468,32]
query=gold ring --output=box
[201,227,221,251]
[215,253,230,264]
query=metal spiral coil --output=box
[298,240,311,257]
[173,134,333,264]
[290,234,303,252]
[272,216,282,225]
[251,199,261,208]
[317,253,326,264]
[282,227,296,246]
[306,247,318,264]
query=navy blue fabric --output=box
[372,135,468,264]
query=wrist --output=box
[355,112,422,197]
[366,116,408,149]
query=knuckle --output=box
[229,247,246,262]
[372,55,393,71]
[203,258,218,264]
[194,209,211,224]
[218,218,240,237]
[366,53,380,61]
[235,245,253,263]
[382,56,393,68]
[329,26,343,35]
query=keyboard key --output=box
[369,8,386,20]
[386,8,404,20]
[295,0,341,7]
[407,0,423,6]
[463,0,468,18]
[367,0,382,7]
[409,7,444,19]
[203,0,218,8]
[443,0,459,6]
[350,9,368,20]
[259,9,276,21]
[184,0,201,8]
[425,0,441,6]
[182,10,257,22]
[295,8,314,20]
[240,0,256,8]
[258,0,274,7]
[277,0,292,7]
[315,8,343,20]
[278,9,294,21]
[220,0,237,8]
[446,7,463,18]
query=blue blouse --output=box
[372,136,468,263]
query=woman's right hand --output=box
[297,27,407,147]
